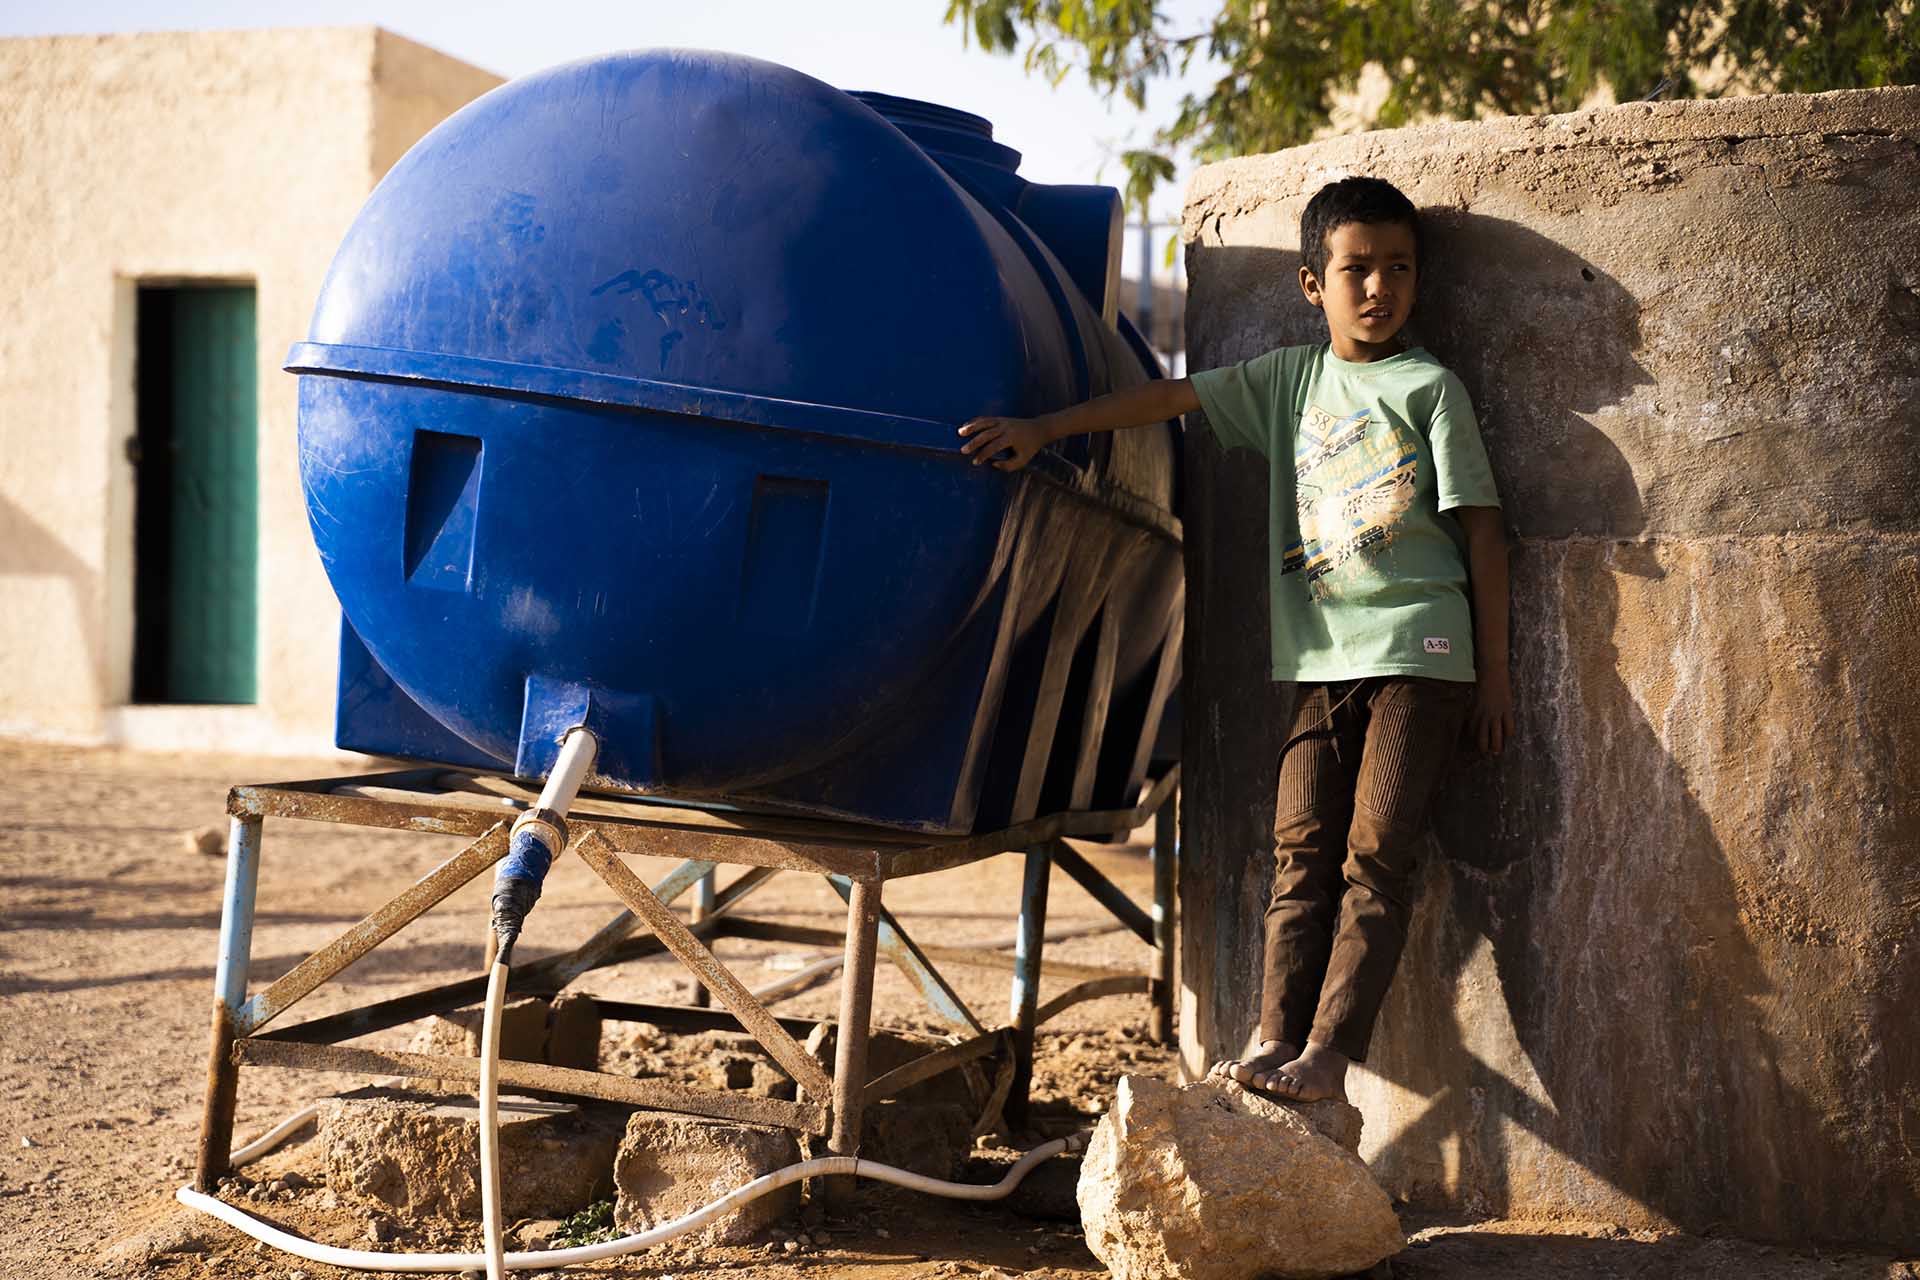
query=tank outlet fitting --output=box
[489,729,599,960]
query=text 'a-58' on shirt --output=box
[1189,343,1500,684]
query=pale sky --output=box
[2,0,1222,226]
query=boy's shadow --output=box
[1184,214,1814,1238]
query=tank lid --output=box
[849,90,1023,174]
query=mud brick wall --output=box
[1177,86,1920,1249]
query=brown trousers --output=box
[1261,676,1473,1063]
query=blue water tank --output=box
[294,50,1182,833]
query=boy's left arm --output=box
[1454,506,1514,755]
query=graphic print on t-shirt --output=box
[1282,405,1419,597]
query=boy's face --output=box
[1299,219,1418,362]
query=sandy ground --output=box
[2,741,1913,1280]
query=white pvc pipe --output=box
[229,1106,320,1167]
[176,1137,1077,1272]
[478,961,510,1280]
[536,727,598,814]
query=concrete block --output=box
[861,1098,973,1180]
[613,1112,801,1245]
[406,992,604,1075]
[317,1088,621,1220]
[1077,1076,1400,1280]
[547,991,602,1071]
[408,996,551,1064]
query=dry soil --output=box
[1,742,1911,1280]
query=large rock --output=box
[1179,85,1920,1248]
[318,1088,621,1219]
[613,1112,801,1245]
[1078,1077,1401,1280]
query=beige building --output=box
[0,28,500,752]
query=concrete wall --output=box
[1178,87,1920,1248]
[0,28,498,751]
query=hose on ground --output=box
[176,1132,1084,1272]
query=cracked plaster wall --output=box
[1177,86,1920,1248]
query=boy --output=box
[958,176,1511,1103]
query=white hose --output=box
[228,1105,321,1166]
[478,960,510,1280]
[176,1135,1079,1272]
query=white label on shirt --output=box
[1424,637,1451,654]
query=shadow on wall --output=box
[0,493,102,706]
[1185,215,1827,1239]
[1397,213,1812,1239]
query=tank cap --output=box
[848,90,1022,174]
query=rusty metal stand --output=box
[189,765,1178,1201]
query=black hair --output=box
[1299,177,1421,283]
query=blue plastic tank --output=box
[294,50,1182,833]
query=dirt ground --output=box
[2,741,1913,1280]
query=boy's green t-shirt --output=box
[1190,343,1499,684]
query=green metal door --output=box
[133,285,258,704]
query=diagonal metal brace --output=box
[235,821,511,1035]
[534,860,779,992]
[573,831,834,1103]
[826,874,984,1034]
[1047,838,1154,946]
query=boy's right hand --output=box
[958,416,1052,471]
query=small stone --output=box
[289,1271,309,1280]
[365,1218,393,1243]
[182,825,227,856]
[511,1219,564,1250]
[876,1227,892,1239]
[783,1240,801,1254]
[18,1136,32,1148]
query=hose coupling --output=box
[491,808,574,961]
[510,806,570,857]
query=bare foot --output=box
[1207,1039,1301,1099]
[1271,1042,1351,1103]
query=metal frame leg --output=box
[827,879,881,1212]
[1150,793,1177,1045]
[1006,844,1052,1129]
[689,867,717,1008]
[195,815,261,1190]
